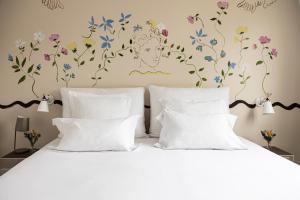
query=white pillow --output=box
[157,109,246,150]
[60,87,146,137]
[69,91,131,119]
[149,85,230,137]
[52,116,139,151]
[159,98,228,116]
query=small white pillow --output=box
[149,85,230,137]
[69,91,131,119]
[53,116,139,151]
[157,109,246,150]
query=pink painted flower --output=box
[259,36,271,44]
[252,44,257,49]
[49,34,60,42]
[217,1,229,9]
[187,16,194,24]
[271,48,278,57]
[44,54,50,61]
[61,47,68,55]
[162,29,168,37]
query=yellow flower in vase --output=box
[83,38,96,48]
[67,42,78,53]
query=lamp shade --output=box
[37,100,49,112]
[15,116,29,132]
[263,100,275,115]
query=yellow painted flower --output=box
[147,19,157,29]
[83,38,96,48]
[67,42,77,52]
[236,26,248,35]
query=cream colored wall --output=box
[0,0,299,163]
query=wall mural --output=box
[7,1,278,100]
[236,0,278,13]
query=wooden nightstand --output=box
[264,146,295,162]
[0,150,37,176]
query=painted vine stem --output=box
[235,27,251,100]
[9,40,42,98]
[161,42,207,87]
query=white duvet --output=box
[0,137,300,200]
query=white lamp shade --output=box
[263,100,275,114]
[37,100,49,112]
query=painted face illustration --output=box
[140,37,161,68]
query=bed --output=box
[1,137,300,200]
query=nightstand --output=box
[0,150,37,175]
[264,146,295,162]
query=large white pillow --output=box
[157,109,246,150]
[149,85,230,137]
[52,116,139,151]
[60,87,146,137]
[69,91,131,119]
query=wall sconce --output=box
[256,97,275,115]
[37,94,54,112]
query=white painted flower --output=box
[33,32,45,42]
[15,39,26,49]
[241,63,250,71]
[156,23,166,33]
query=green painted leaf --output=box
[202,77,207,81]
[196,81,200,87]
[18,75,26,84]
[90,57,94,61]
[21,58,26,67]
[221,69,225,76]
[199,68,204,71]
[228,73,233,76]
[118,53,124,56]
[256,60,263,65]
[189,55,192,59]
[210,18,217,21]
[189,71,195,74]
[11,65,19,69]
[27,64,34,73]
[16,56,20,66]
[34,72,40,75]
[14,69,20,72]
[33,48,39,51]
[80,61,85,65]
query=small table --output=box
[0,150,37,175]
[264,146,295,162]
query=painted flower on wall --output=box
[217,1,229,9]
[67,42,78,53]
[83,38,96,48]
[259,36,271,44]
[100,35,114,49]
[210,38,218,46]
[214,75,221,83]
[119,13,131,22]
[49,33,60,42]
[15,39,26,50]
[271,48,278,57]
[236,26,248,35]
[61,47,68,55]
[187,16,194,24]
[99,17,114,31]
[8,54,13,62]
[147,19,157,29]
[44,54,50,61]
[33,32,45,43]
[133,24,143,32]
[63,63,72,70]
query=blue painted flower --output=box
[204,56,213,62]
[229,62,236,69]
[133,24,143,32]
[88,16,98,29]
[63,63,72,70]
[196,45,203,52]
[100,35,114,49]
[119,13,131,22]
[99,17,114,31]
[214,76,221,83]
[220,50,226,58]
[196,29,207,37]
[8,54,13,62]
[36,64,42,70]
[190,29,207,45]
[210,38,218,46]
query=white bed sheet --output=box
[0,137,300,200]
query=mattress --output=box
[0,137,300,200]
